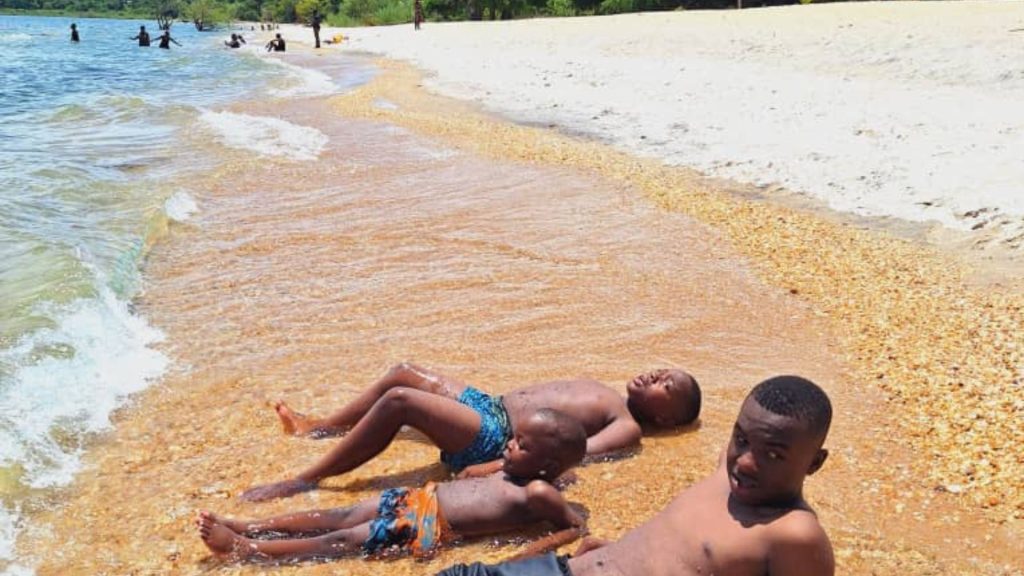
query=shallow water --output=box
[0,16,362,572]
[8,35,1022,576]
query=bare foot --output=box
[196,511,254,560]
[275,401,313,436]
[199,510,251,535]
[240,478,318,502]
[274,401,346,438]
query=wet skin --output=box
[245,364,695,501]
[568,399,832,576]
[202,419,584,561]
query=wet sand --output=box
[18,55,1024,576]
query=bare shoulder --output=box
[771,508,829,543]
[767,509,834,576]
[524,479,561,500]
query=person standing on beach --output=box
[156,30,181,49]
[311,11,322,49]
[70,23,79,42]
[414,0,423,30]
[132,25,151,47]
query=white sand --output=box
[303,2,1024,248]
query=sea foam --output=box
[0,286,168,489]
[264,57,338,98]
[164,191,198,222]
[198,111,328,161]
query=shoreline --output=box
[277,1,1024,281]
[18,53,1023,574]
[14,8,1024,574]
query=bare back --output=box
[436,474,550,537]
[568,465,831,576]
[502,379,629,440]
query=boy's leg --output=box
[200,496,379,535]
[276,362,471,436]
[243,388,482,501]
[198,514,373,561]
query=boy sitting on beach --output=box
[243,363,700,501]
[437,375,835,576]
[198,409,587,562]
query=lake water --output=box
[0,15,354,572]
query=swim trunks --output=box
[436,553,574,576]
[363,482,449,558]
[440,387,512,471]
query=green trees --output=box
[148,0,180,29]
[294,0,326,21]
[1,0,807,26]
[183,0,230,29]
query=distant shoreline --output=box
[301,1,1024,272]
[0,8,149,19]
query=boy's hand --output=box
[239,478,316,502]
[508,526,584,561]
[574,536,612,556]
[456,460,503,479]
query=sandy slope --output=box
[290,1,1024,254]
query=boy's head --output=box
[503,408,586,481]
[727,375,831,507]
[626,368,701,428]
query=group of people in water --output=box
[195,362,836,575]
[68,23,285,52]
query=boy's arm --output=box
[455,460,503,479]
[585,418,641,457]
[767,516,835,576]
[573,535,612,556]
[509,481,586,560]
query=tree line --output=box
[0,0,818,29]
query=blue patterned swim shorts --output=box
[440,387,512,471]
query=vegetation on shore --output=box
[1,0,809,28]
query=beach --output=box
[7,3,1024,575]
[321,1,1024,269]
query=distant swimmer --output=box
[224,33,245,48]
[70,23,79,42]
[132,25,151,47]
[156,30,181,49]
[265,33,285,52]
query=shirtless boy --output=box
[437,375,835,576]
[242,362,700,501]
[198,409,587,562]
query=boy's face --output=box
[726,397,827,507]
[502,418,552,479]
[626,368,694,427]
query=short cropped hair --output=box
[533,408,587,477]
[750,375,832,438]
[676,374,702,426]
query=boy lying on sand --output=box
[437,375,834,576]
[199,409,587,562]
[242,362,700,501]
